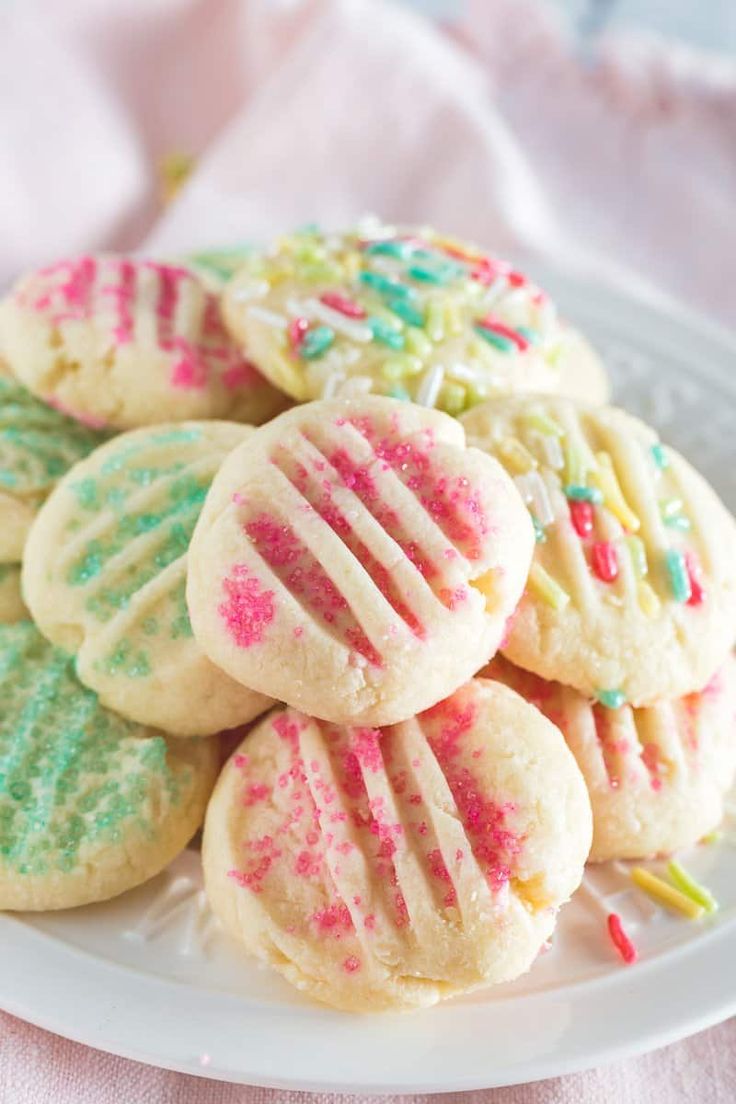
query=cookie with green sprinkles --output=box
[0,375,108,562]
[22,422,272,737]
[221,219,609,412]
[0,621,218,911]
[462,394,736,705]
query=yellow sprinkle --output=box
[528,563,570,610]
[427,299,446,342]
[437,381,467,416]
[498,436,538,474]
[158,151,196,205]
[522,410,565,438]
[343,252,362,280]
[631,866,704,920]
[591,452,641,532]
[637,580,661,618]
[465,381,489,408]
[380,354,423,381]
[405,327,433,358]
[625,535,648,577]
[701,830,722,845]
[443,298,464,337]
[563,440,597,486]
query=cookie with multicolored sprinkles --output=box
[484,655,736,862]
[0,621,217,911]
[0,565,26,623]
[203,677,591,1011]
[23,422,272,737]
[0,375,108,562]
[187,396,534,726]
[462,395,736,705]
[222,220,609,412]
[0,254,288,432]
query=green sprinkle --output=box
[596,688,626,709]
[359,271,417,301]
[386,298,425,328]
[437,382,467,416]
[474,324,515,352]
[667,860,718,913]
[300,325,335,359]
[564,484,603,504]
[407,264,443,285]
[363,240,413,259]
[369,318,405,350]
[651,443,669,470]
[664,515,692,532]
[665,548,691,603]
[532,517,547,543]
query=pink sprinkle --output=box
[244,782,270,806]
[293,625,304,638]
[685,551,706,606]
[320,291,366,319]
[233,754,249,770]
[312,902,353,936]
[569,499,594,539]
[476,314,529,351]
[288,317,310,350]
[607,912,637,965]
[221,359,261,391]
[591,540,619,583]
[343,955,361,974]
[364,913,376,931]
[218,564,275,648]
[350,727,384,773]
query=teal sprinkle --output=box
[0,623,192,878]
[563,484,604,504]
[407,264,444,285]
[664,515,692,532]
[369,318,405,351]
[386,297,425,328]
[532,517,547,543]
[363,240,413,259]
[474,324,515,352]
[596,688,626,710]
[358,271,417,301]
[666,548,692,603]
[385,385,411,401]
[651,443,669,470]
[70,477,100,511]
[300,325,335,360]
[516,325,541,345]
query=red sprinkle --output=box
[569,499,594,539]
[320,291,366,319]
[685,551,706,606]
[607,912,637,965]
[476,315,529,351]
[592,540,619,583]
[288,317,310,350]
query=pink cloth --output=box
[0,0,735,1098]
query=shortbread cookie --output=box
[187,396,534,726]
[222,221,608,411]
[0,565,26,623]
[0,255,288,431]
[461,395,736,706]
[0,621,217,910]
[0,375,107,562]
[23,422,272,737]
[484,655,736,861]
[203,678,592,1011]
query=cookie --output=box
[186,396,534,726]
[0,622,217,910]
[23,422,273,737]
[0,565,27,623]
[461,395,736,706]
[484,655,736,861]
[203,678,592,1011]
[222,221,608,412]
[555,327,610,405]
[0,255,289,431]
[0,375,108,562]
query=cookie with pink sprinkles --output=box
[203,678,592,1011]
[0,254,288,431]
[186,395,534,726]
[484,655,736,862]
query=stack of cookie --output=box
[0,222,733,1014]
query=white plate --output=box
[1,273,735,1091]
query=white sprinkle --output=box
[322,372,346,398]
[299,297,373,343]
[445,361,488,384]
[481,277,508,308]
[514,471,555,526]
[246,305,287,329]
[356,213,395,240]
[416,364,445,407]
[232,279,269,303]
[530,430,564,470]
[338,375,374,397]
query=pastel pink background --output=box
[0,0,734,1099]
